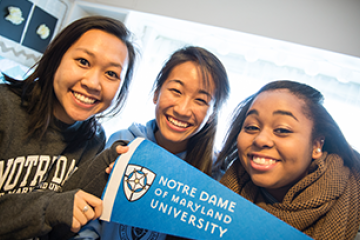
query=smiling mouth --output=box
[252,156,277,166]
[73,92,97,104]
[167,116,190,128]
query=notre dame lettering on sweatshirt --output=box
[0,84,105,239]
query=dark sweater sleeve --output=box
[0,189,77,240]
[62,140,129,198]
[46,141,129,240]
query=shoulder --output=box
[0,84,22,112]
[105,122,148,148]
[0,84,16,98]
[106,128,135,148]
[93,123,106,150]
[76,120,106,154]
[95,124,106,142]
[0,84,7,91]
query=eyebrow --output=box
[274,110,298,121]
[76,48,123,69]
[246,109,258,117]
[246,109,299,121]
[169,79,213,99]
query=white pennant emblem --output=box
[123,164,156,202]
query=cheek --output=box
[237,134,250,168]
[103,82,122,104]
[237,131,251,152]
[156,93,175,111]
[278,141,313,177]
[299,144,314,167]
[53,71,63,99]
[53,62,75,94]
[280,137,313,161]
[194,106,212,123]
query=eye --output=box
[195,98,208,106]
[77,58,89,67]
[243,125,259,133]
[106,71,120,80]
[170,88,181,95]
[274,128,292,135]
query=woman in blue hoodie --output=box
[69,46,230,240]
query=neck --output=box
[154,130,187,154]
[265,187,289,203]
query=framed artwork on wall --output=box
[22,6,58,53]
[0,0,33,43]
[0,0,69,67]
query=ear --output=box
[312,137,325,159]
[153,90,159,104]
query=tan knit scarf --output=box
[220,152,360,240]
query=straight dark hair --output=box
[214,80,360,174]
[153,46,230,175]
[4,16,137,143]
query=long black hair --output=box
[4,16,137,142]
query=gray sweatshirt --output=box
[0,84,105,240]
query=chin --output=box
[71,114,93,122]
[251,176,273,189]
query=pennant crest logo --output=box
[123,164,156,202]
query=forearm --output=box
[62,140,128,198]
[0,190,76,239]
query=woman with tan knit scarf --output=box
[213,80,360,240]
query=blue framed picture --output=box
[0,0,33,43]
[22,5,58,53]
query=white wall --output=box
[81,0,360,58]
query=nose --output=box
[81,70,102,93]
[252,128,274,149]
[173,97,192,117]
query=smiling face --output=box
[53,29,129,124]
[237,89,322,201]
[153,61,215,153]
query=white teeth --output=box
[253,157,276,165]
[73,92,96,104]
[168,117,188,128]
